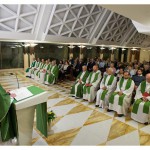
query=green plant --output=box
[47,110,56,123]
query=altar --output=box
[0,85,49,145]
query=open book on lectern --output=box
[10,87,33,101]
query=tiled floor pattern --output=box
[0,69,150,146]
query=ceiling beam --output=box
[120,25,136,46]
[88,8,110,43]
[44,34,88,43]
[33,4,56,41]
[89,10,114,44]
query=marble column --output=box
[110,50,114,61]
[69,48,73,59]
[24,53,29,70]
[100,50,103,59]
[79,48,84,59]
[131,52,135,62]
[63,46,69,60]
[121,53,124,62]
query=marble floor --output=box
[0,69,150,146]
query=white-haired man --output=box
[96,68,117,109]
[131,73,150,125]
[83,65,101,102]
[70,66,89,98]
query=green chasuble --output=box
[26,61,36,72]
[132,81,150,114]
[70,71,89,97]
[0,85,17,142]
[109,78,132,106]
[83,71,99,94]
[31,61,41,75]
[36,63,45,76]
[100,75,115,101]
[45,65,59,84]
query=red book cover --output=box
[142,92,150,97]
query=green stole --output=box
[83,71,99,94]
[132,81,150,114]
[76,71,89,84]
[36,62,40,68]
[109,78,132,106]
[26,61,36,72]
[100,75,115,100]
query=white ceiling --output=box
[0,4,149,48]
[101,5,150,36]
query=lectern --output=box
[13,86,49,145]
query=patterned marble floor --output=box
[0,69,150,146]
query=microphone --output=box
[10,73,20,89]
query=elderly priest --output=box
[108,71,135,117]
[70,65,89,98]
[95,68,117,109]
[83,65,101,102]
[131,73,150,125]
[44,60,59,85]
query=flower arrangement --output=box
[47,110,56,123]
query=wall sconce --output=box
[68,45,75,49]
[78,45,86,48]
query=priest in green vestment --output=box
[34,59,45,81]
[44,60,59,85]
[96,68,117,109]
[31,58,41,79]
[26,58,36,77]
[131,73,150,125]
[0,85,17,142]
[39,60,51,84]
[70,66,89,98]
[108,71,134,117]
[83,65,101,102]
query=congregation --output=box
[26,57,150,125]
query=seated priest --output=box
[95,68,117,109]
[44,60,59,85]
[70,65,89,98]
[83,65,101,102]
[31,58,41,79]
[108,71,135,117]
[132,69,145,90]
[39,60,51,84]
[0,84,17,142]
[34,59,45,81]
[26,58,36,77]
[131,73,150,125]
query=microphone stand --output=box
[10,73,19,89]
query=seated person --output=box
[116,68,124,81]
[34,59,45,81]
[26,58,36,77]
[44,60,59,85]
[83,65,101,102]
[95,68,117,109]
[108,71,135,117]
[39,60,51,83]
[131,73,150,125]
[59,61,71,81]
[132,69,145,90]
[70,66,89,98]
